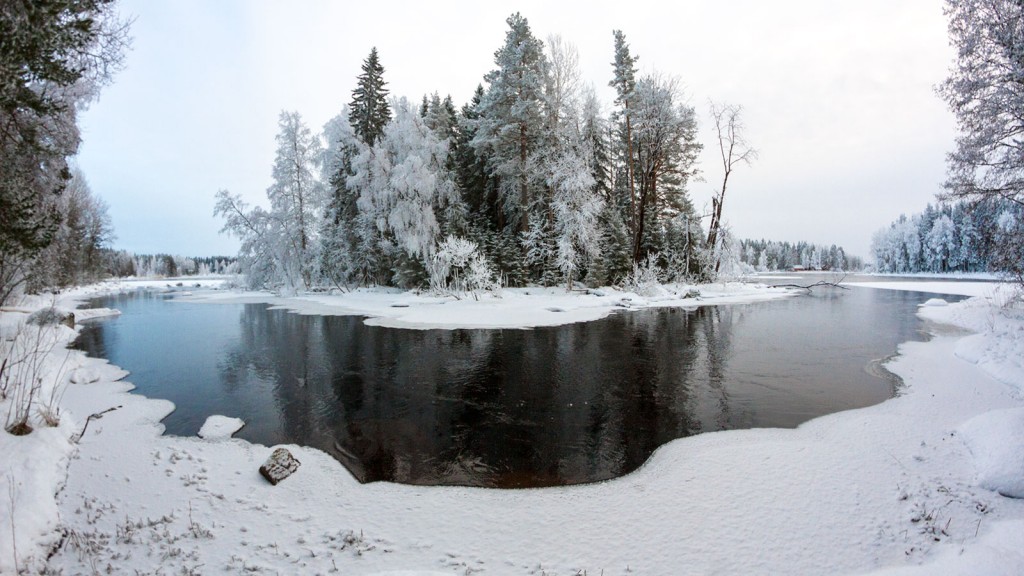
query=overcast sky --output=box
[76,0,956,260]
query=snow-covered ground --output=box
[1,278,1023,575]
[186,281,794,330]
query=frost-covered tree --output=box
[428,235,498,295]
[350,97,459,286]
[629,75,701,265]
[471,13,549,234]
[349,47,391,146]
[938,0,1024,284]
[319,107,381,288]
[268,111,326,290]
[548,144,601,289]
[28,167,112,291]
[609,30,638,245]
[215,112,325,292]
[214,190,277,288]
[925,214,956,272]
[939,0,1024,208]
[0,0,129,305]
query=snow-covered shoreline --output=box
[185,281,797,330]
[2,279,1023,574]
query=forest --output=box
[216,15,737,294]
[871,199,1024,275]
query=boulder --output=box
[259,447,301,485]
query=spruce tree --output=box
[349,47,391,146]
[609,30,638,257]
[471,13,549,235]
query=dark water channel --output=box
[72,284,959,488]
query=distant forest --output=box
[735,240,863,272]
[871,199,1023,274]
[103,251,237,278]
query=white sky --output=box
[76,0,956,259]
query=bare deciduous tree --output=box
[706,101,757,274]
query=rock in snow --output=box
[958,408,1024,498]
[921,298,949,307]
[259,447,301,485]
[197,415,245,440]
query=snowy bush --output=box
[1,321,68,434]
[428,236,499,297]
[621,254,665,297]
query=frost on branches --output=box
[938,0,1024,285]
[213,14,766,294]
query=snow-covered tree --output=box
[28,167,113,291]
[939,0,1024,285]
[548,144,601,289]
[0,0,129,305]
[268,111,326,290]
[629,74,701,264]
[349,47,391,146]
[925,214,956,272]
[609,30,639,250]
[347,98,460,287]
[471,12,549,234]
[320,107,382,288]
[215,112,325,292]
[428,235,499,295]
[214,190,277,288]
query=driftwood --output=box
[770,275,850,292]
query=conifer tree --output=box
[349,47,391,146]
[609,30,639,255]
[471,13,550,235]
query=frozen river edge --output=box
[1,279,1023,575]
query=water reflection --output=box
[73,286,953,488]
[217,305,735,487]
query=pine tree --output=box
[349,47,391,146]
[471,13,550,235]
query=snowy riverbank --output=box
[185,281,796,330]
[1,279,1023,574]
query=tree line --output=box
[736,239,862,272]
[871,199,1022,275]
[217,14,753,294]
[103,252,237,278]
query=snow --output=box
[197,415,246,440]
[957,408,1024,498]
[3,279,1024,574]
[187,283,796,330]
[845,279,1012,298]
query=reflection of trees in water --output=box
[692,306,737,432]
[221,304,741,488]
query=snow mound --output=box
[958,408,1024,498]
[197,415,245,440]
[921,298,948,307]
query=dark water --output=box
[72,285,958,488]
